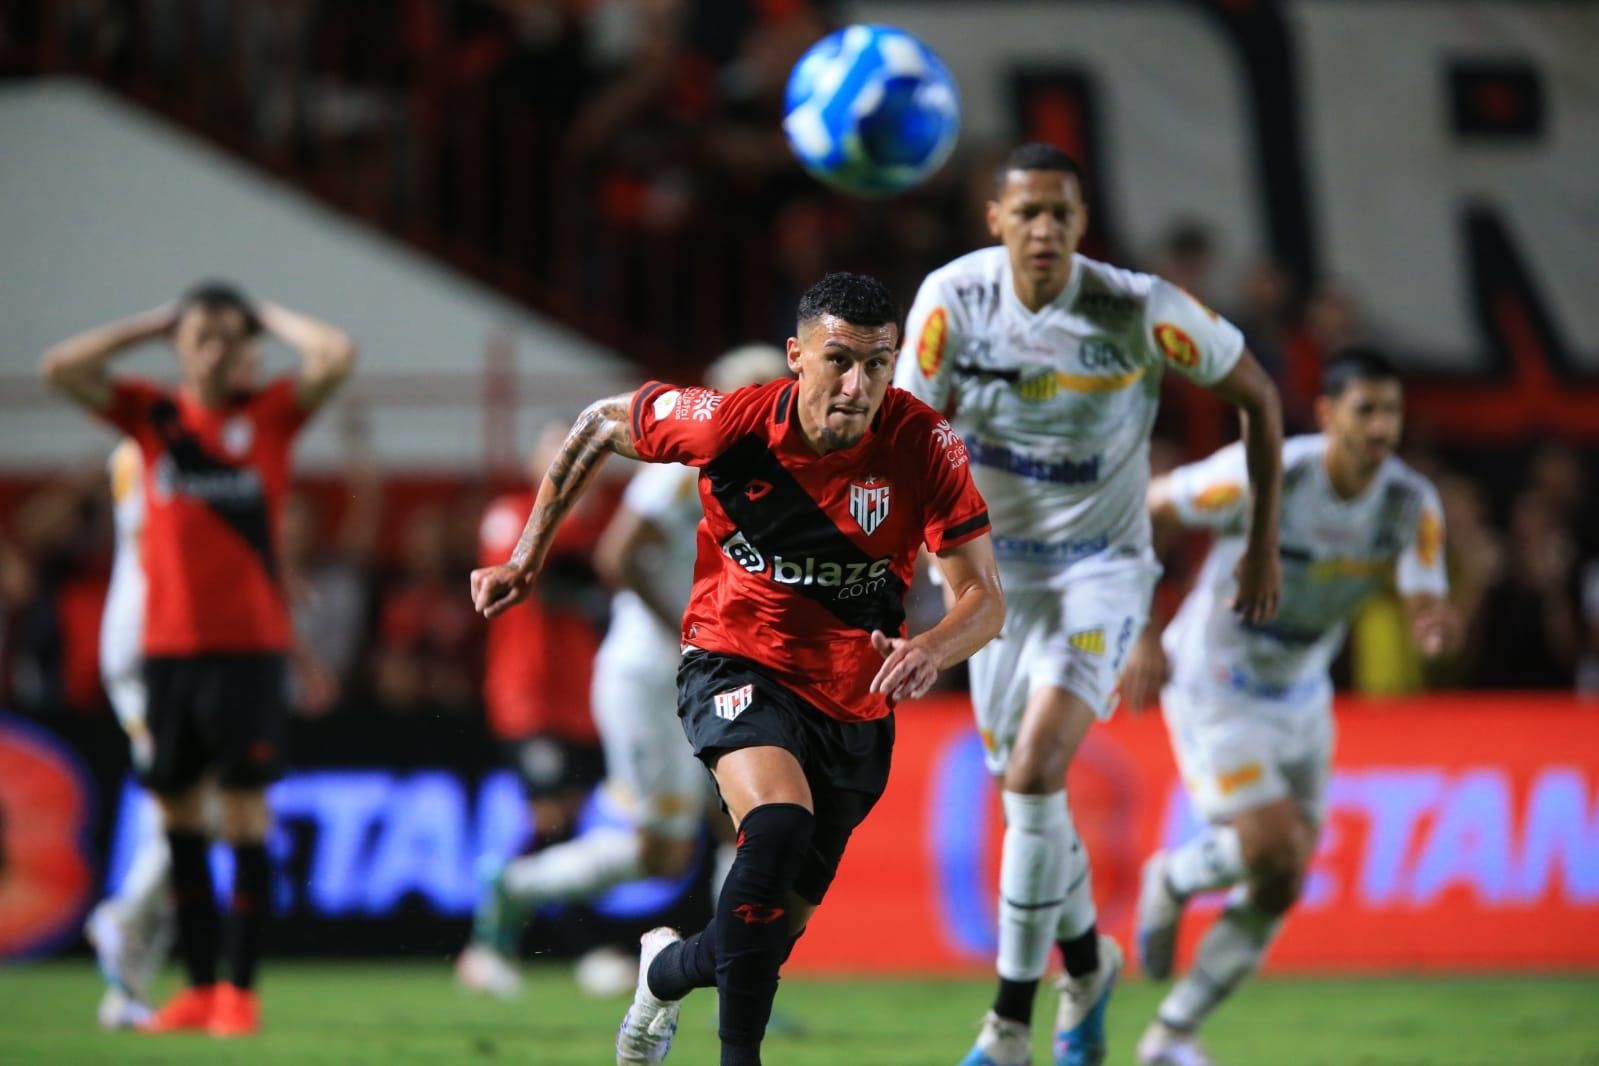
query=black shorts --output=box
[503,734,606,800]
[141,653,289,795]
[677,650,893,904]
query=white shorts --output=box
[968,561,1158,775]
[1161,683,1335,825]
[591,655,711,839]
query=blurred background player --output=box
[1124,347,1460,1066]
[894,143,1284,1066]
[458,343,791,997]
[41,281,355,1037]
[460,421,617,997]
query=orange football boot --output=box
[141,985,217,1033]
[208,982,261,1037]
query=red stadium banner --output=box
[792,694,1599,974]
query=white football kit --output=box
[591,462,711,839]
[100,439,149,757]
[895,247,1244,771]
[1161,434,1449,822]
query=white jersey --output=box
[596,462,702,671]
[1163,434,1449,707]
[895,247,1244,588]
[100,439,145,686]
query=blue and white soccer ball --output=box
[783,24,960,198]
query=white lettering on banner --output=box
[1161,765,1599,912]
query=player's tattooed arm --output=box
[40,304,179,412]
[471,393,640,618]
[1208,351,1283,623]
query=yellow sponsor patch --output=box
[1194,482,1242,511]
[1216,763,1265,796]
[978,727,996,752]
[1017,368,1146,402]
[1067,628,1106,656]
[917,307,947,378]
[1155,322,1199,369]
[1417,507,1442,568]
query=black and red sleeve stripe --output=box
[941,510,991,546]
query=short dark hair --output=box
[181,279,261,335]
[796,272,899,332]
[1321,345,1400,398]
[994,142,1082,195]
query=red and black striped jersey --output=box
[630,378,990,723]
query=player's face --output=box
[175,306,255,393]
[988,169,1088,298]
[1319,377,1404,472]
[788,315,898,453]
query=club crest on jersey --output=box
[1067,628,1106,655]
[849,477,891,536]
[713,684,753,721]
[1155,323,1199,369]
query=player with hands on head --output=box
[472,272,1004,1066]
[894,143,1282,1066]
[1127,347,1459,1066]
[41,281,355,1037]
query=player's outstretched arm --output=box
[870,532,1004,702]
[470,392,641,618]
[1206,351,1283,623]
[39,304,178,412]
[255,301,358,412]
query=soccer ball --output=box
[783,24,960,197]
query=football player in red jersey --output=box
[42,281,355,1037]
[471,273,1005,1066]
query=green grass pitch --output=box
[1,962,1596,1065]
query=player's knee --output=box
[639,833,696,879]
[216,789,271,843]
[729,803,814,901]
[156,786,208,831]
[1246,843,1304,914]
[1002,738,1067,793]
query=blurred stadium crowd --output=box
[2,0,1596,722]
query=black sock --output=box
[1058,926,1100,978]
[714,803,813,1061]
[226,842,271,989]
[167,829,218,987]
[647,926,718,1002]
[993,977,1038,1025]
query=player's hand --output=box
[1230,545,1280,624]
[1119,626,1168,713]
[868,630,939,702]
[470,563,535,618]
[1411,598,1463,658]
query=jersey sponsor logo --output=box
[733,903,787,925]
[848,477,891,535]
[713,683,754,721]
[917,307,948,378]
[222,415,254,456]
[652,389,681,420]
[744,480,773,501]
[675,388,723,421]
[1067,628,1106,655]
[721,530,767,573]
[931,419,970,467]
[1155,322,1200,369]
[1417,507,1443,568]
[1194,482,1243,511]
[966,438,1100,485]
[722,531,895,599]
[1073,286,1140,327]
[151,454,264,504]
[1216,762,1266,796]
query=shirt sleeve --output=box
[1397,479,1450,599]
[1144,278,1245,386]
[251,376,312,437]
[622,462,696,521]
[629,381,730,466]
[97,379,163,437]
[1167,442,1251,531]
[894,274,960,416]
[920,417,990,552]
